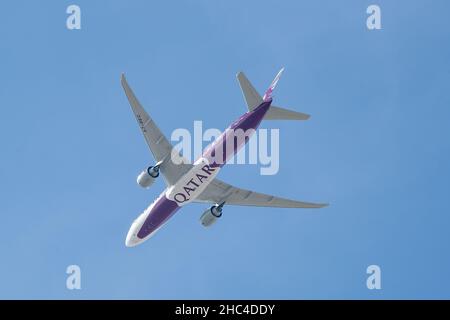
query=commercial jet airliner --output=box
[122,68,327,247]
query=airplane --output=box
[122,68,327,247]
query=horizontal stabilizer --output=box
[236,71,262,111]
[264,105,310,120]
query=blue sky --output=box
[1,0,450,299]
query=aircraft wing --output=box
[195,178,328,208]
[121,74,193,186]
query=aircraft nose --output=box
[125,233,140,247]
[125,224,141,247]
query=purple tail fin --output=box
[263,67,284,102]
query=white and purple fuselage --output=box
[125,99,272,246]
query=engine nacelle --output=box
[136,165,160,188]
[200,203,224,227]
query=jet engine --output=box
[200,202,225,227]
[136,164,161,188]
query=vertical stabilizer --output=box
[262,67,284,102]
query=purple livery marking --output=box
[137,196,179,239]
[204,100,272,168]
